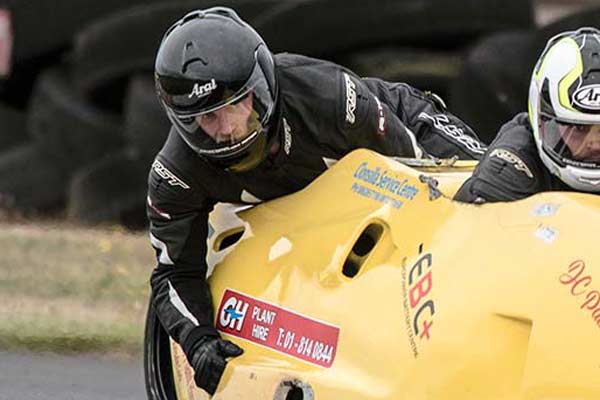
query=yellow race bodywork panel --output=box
[171,149,600,399]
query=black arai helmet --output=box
[155,7,278,172]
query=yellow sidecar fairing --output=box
[171,149,600,400]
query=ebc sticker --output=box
[401,248,436,358]
[216,289,340,368]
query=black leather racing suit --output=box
[147,53,487,358]
[454,112,569,203]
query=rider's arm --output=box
[146,156,218,355]
[359,77,487,160]
[454,115,544,203]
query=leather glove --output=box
[188,336,244,395]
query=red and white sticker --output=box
[216,289,340,368]
[0,9,12,77]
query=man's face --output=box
[195,92,255,144]
[559,123,600,162]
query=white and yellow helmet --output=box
[529,27,600,192]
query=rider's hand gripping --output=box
[187,335,244,395]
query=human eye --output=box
[572,124,590,134]
[205,113,217,121]
[199,113,218,124]
[179,116,194,126]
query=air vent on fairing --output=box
[273,379,314,400]
[342,222,385,278]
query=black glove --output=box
[188,335,244,395]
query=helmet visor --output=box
[161,63,275,160]
[540,116,600,167]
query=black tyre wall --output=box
[0,143,68,212]
[254,0,534,58]
[0,102,26,151]
[450,8,600,142]
[124,75,171,162]
[449,31,535,144]
[339,48,463,100]
[0,50,66,108]
[523,6,600,85]
[27,66,124,170]
[72,0,281,98]
[536,6,600,48]
[1,0,167,63]
[449,7,600,144]
[67,149,149,227]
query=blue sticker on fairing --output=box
[352,162,419,208]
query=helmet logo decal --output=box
[573,85,600,110]
[188,79,217,98]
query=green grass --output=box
[0,222,154,355]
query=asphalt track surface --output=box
[0,351,144,400]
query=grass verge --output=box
[0,222,154,355]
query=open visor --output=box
[161,63,275,160]
[539,116,600,168]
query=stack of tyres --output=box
[0,100,29,211]
[0,0,168,63]
[0,102,25,151]
[449,6,600,144]
[71,0,535,107]
[254,0,534,57]
[71,0,283,109]
[61,0,288,226]
[338,48,464,102]
[123,75,171,163]
[0,0,167,107]
[0,143,67,213]
[67,148,150,229]
[67,75,171,228]
[255,0,533,144]
[28,66,124,171]
[0,0,540,225]
[0,66,123,214]
[449,31,536,144]
[535,6,600,49]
